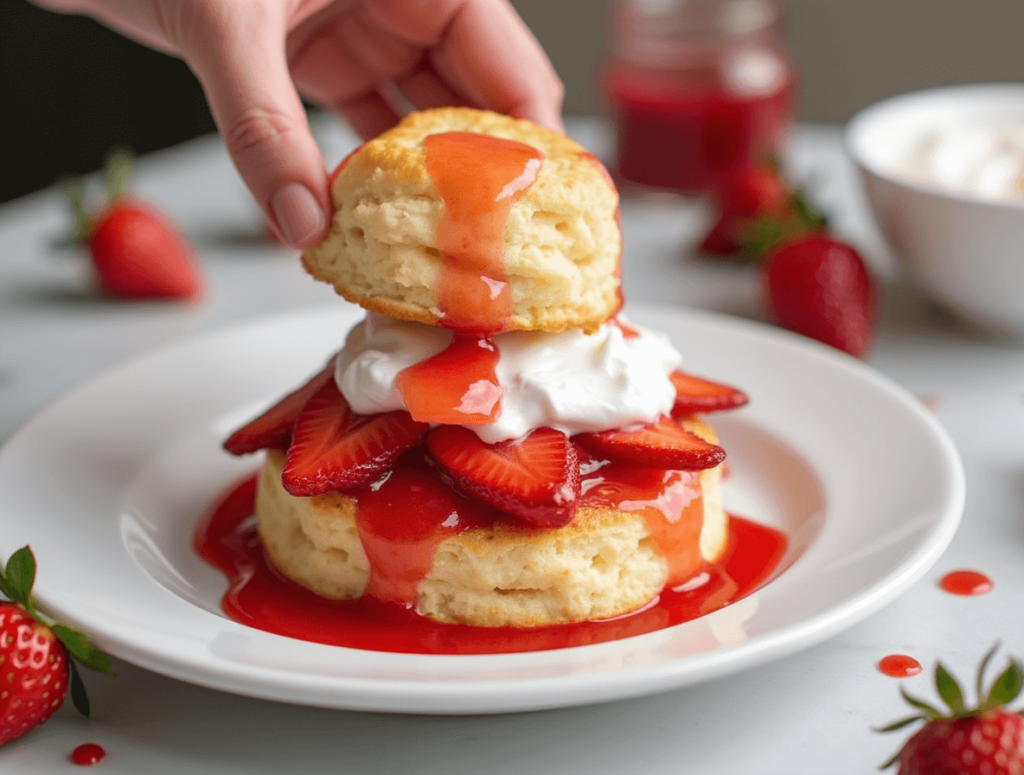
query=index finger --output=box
[365,0,564,132]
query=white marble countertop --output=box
[2,117,1023,774]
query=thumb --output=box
[182,4,329,248]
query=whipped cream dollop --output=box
[902,120,1024,201]
[334,312,682,444]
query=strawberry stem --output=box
[978,642,999,702]
[62,180,91,245]
[875,715,924,733]
[68,658,91,717]
[984,660,1024,711]
[1,546,37,615]
[899,687,943,719]
[935,662,966,714]
[105,149,134,201]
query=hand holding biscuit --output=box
[33,0,564,248]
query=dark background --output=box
[5,0,1024,204]
[2,0,215,203]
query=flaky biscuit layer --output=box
[302,108,622,333]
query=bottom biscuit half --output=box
[256,439,727,628]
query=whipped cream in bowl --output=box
[901,119,1024,202]
[846,83,1024,337]
[334,312,682,443]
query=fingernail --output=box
[270,183,327,248]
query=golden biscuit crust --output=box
[302,108,622,333]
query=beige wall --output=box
[510,0,1024,122]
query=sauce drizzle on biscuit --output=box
[580,457,707,586]
[424,131,543,334]
[395,133,543,425]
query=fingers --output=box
[362,0,565,131]
[443,0,564,131]
[393,62,469,112]
[337,88,404,140]
[180,3,329,248]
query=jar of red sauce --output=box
[604,0,796,195]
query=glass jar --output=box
[603,0,797,195]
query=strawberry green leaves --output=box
[0,546,114,718]
[878,646,1024,772]
[0,546,36,611]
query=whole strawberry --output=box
[698,165,791,256]
[0,546,113,746]
[762,234,873,357]
[880,647,1024,775]
[67,152,202,300]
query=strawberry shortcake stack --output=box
[224,108,748,628]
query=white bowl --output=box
[846,83,1024,337]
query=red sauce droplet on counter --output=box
[70,743,106,766]
[423,131,543,334]
[940,570,993,596]
[396,334,503,425]
[194,474,788,655]
[878,654,922,678]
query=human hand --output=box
[35,0,565,248]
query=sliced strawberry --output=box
[670,370,749,416]
[425,426,580,528]
[223,364,335,455]
[282,380,428,496]
[575,416,725,470]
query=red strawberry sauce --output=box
[194,472,787,655]
[70,743,106,766]
[394,133,542,425]
[395,334,502,425]
[878,654,922,678]
[605,66,794,194]
[939,570,993,596]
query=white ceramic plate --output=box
[0,304,963,715]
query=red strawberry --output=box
[67,152,202,300]
[282,380,429,496]
[87,201,201,299]
[575,416,725,471]
[879,646,1024,775]
[425,426,580,528]
[0,547,114,747]
[223,363,336,455]
[762,234,874,357]
[698,165,791,256]
[0,605,67,746]
[670,371,748,416]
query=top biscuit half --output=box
[302,108,623,333]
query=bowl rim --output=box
[844,82,1024,212]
